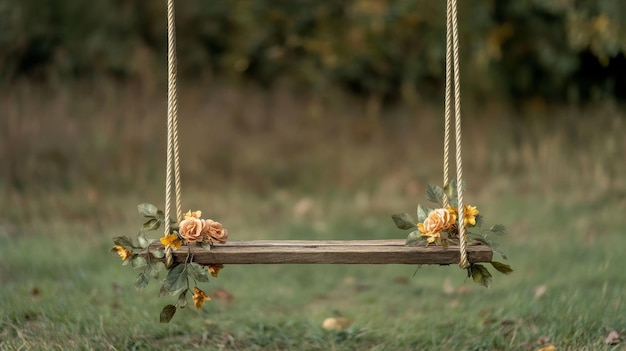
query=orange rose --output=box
[203,219,228,244]
[418,208,454,234]
[179,217,205,243]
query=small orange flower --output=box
[208,264,224,278]
[114,245,132,261]
[160,233,182,249]
[183,210,202,219]
[192,287,211,309]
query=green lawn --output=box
[1,190,624,350]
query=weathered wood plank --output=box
[146,240,493,265]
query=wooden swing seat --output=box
[148,240,492,265]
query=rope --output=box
[442,0,453,209]
[164,0,182,269]
[443,0,469,269]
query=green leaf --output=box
[152,247,165,259]
[158,284,169,298]
[135,272,150,290]
[163,264,188,295]
[443,180,459,207]
[113,236,135,250]
[169,217,179,231]
[147,262,161,279]
[489,242,508,260]
[425,185,444,205]
[137,231,149,248]
[122,255,133,266]
[138,203,159,218]
[392,213,416,230]
[469,234,508,260]
[156,209,165,222]
[160,304,177,323]
[474,215,484,228]
[416,204,429,223]
[188,263,210,282]
[470,264,492,287]
[405,230,424,246]
[200,241,212,251]
[490,261,513,275]
[176,289,189,309]
[142,218,160,232]
[488,224,507,235]
[131,255,148,269]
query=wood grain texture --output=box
[147,240,493,265]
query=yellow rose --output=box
[179,217,205,243]
[203,219,228,244]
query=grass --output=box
[1,84,626,350]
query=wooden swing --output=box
[148,0,492,267]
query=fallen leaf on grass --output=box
[394,276,410,285]
[322,317,352,331]
[536,336,550,345]
[212,288,234,303]
[536,344,556,351]
[443,278,473,296]
[604,330,621,345]
[533,285,548,299]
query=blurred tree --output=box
[1,0,624,104]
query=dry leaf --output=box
[456,285,473,295]
[604,330,621,345]
[533,285,548,299]
[536,344,556,351]
[443,279,473,295]
[394,276,410,285]
[212,288,234,303]
[443,278,455,295]
[322,317,353,331]
[536,336,550,345]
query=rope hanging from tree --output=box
[164,0,182,269]
[443,0,469,269]
[160,0,470,269]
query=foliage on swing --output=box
[392,180,512,287]
[111,203,227,323]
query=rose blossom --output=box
[419,208,454,234]
[203,219,228,244]
[179,217,205,243]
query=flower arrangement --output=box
[111,203,227,322]
[392,180,512,286]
